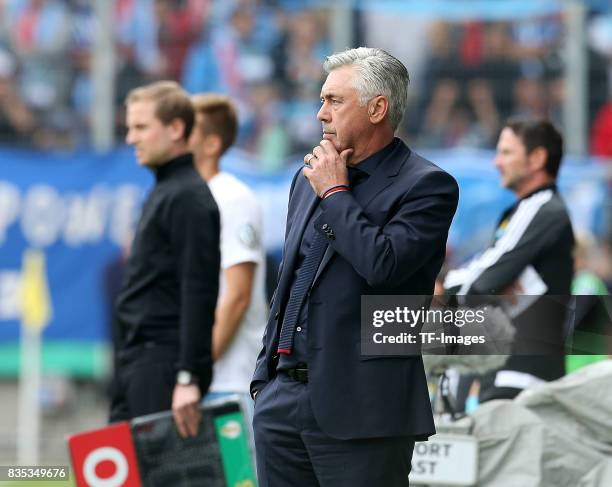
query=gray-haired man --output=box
[251,47,459,486]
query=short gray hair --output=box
[324,47,409,131]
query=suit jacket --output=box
[252,139,459,440]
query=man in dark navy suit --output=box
[251,47,459,487]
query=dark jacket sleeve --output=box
[315,170,459,288]
[169,189,220,390]
[445,201,564,295]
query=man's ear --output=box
[205,134,223,155]
[168,118,187,142]
[368,95,389,124]
[529,147,548,172]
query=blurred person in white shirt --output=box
[189,92,268,426]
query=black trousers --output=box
[109,342,178,422]
[253,374,415,487]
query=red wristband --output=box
[321,185,349,199]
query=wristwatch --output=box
[176,370,198,386]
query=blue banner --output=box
[1,147,148,342]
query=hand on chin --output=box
[323,134,345,157]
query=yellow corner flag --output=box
[21,248,53,332]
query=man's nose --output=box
[317,103,329,122]
[494,155,503,169]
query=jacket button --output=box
[275,311,280,319]
[322,223,329,230]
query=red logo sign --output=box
[68,422,141,487]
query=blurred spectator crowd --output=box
[404,12,612,157]
[0,0,330,169]
[0,0,611,162]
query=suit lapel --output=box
[310,142,411,288]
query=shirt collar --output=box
[518,183,557,202]
[502,182,558,221]
[352,137,399,176]
[154,153,194,182]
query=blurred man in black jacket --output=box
[444,119,574,401]
[109,81,220,438]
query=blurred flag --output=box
[20,248,52,332]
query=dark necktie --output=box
[277,168,366,354]
[277,227,328,354]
